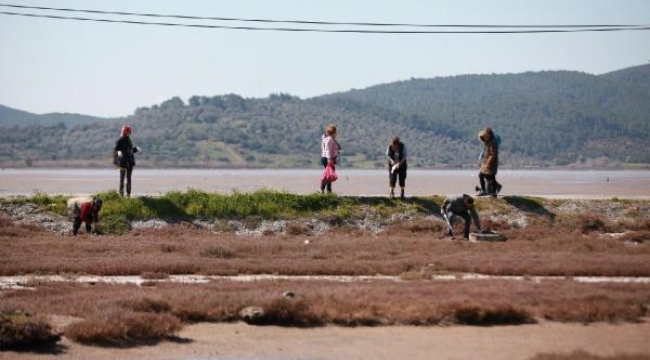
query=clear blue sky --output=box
[1,0,649,117]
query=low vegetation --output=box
[0,311,60,350]
[64,310,182,346]
[1,192,650,349]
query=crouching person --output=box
[440,194,482,241]
[72,198,103,236]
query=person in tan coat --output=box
[477,127,502,197]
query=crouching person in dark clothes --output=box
[440,194,482,241]
[72,198,103,236]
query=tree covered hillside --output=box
[0,64,648,168]
[319,66,650,165]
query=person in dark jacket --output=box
[386,137,407,199]
[477,127,502,197]
[113,125,139,197]
[72,198,103,236]
[440,194,482,240]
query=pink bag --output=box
[321,164,338,185]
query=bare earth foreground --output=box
[4,321,650,360]
[2,169,650,360]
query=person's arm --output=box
[440,199,450,215]
[399,145,407,166]
[386,146,394,165]
[469,207,482,232]
[113,140,120,165]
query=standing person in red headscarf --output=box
[113,125,140,197]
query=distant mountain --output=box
[602,63,650,96]
[0,104,108,127]
[1,64,649,168]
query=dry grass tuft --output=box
[285,222,312,236]
[200,244,236,259]
[119,298,172,314]
[450,305,534,326]
[542,298,646,323]
[0,215,41,237]
[65,310,182,346]
[578,214,608,233]
[384,218,444,234]
[248,298,324,327]
[619,231,650,244]
[0,312,60,350]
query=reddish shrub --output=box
[0,313,60,350]
[65,310,182,346]
[246,299,323,327]
[119,298,171,313]
[579,214,607,233]
[452,305,534,326]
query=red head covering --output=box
[121,125,132,137]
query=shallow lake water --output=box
[1,168,649,198]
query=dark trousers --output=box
[479,173,500,194]
[73,217,92,235]
[320,157,332,193]
[119,166,133,196]
[446,210,472,239]
[389,163,407,188]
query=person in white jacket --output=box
[320,124,340,193]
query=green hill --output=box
[1,64,649,168]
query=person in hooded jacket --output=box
[477,127,502,197]
[113,125,139,197]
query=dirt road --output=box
[4,321,650,360]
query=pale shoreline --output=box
[2,168,649,198]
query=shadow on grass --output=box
[2,340,67,355]
[139,197,188,219]
[408,197,443,215]
[503,196,555,219]
[82,336,193,349]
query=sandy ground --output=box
[3,321,650,360]
[1,168,649,198]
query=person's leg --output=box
[494,175,502,194]
[126,166,133,197]
[388,165,397,198]
[478,173,486,194]
[119,169,126,196]
[73,217,82,235]
[320,157,328,193]
[85,222,92,234]
[398,164,407,199]
[485,174,496,196]
[460,212,472,240]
